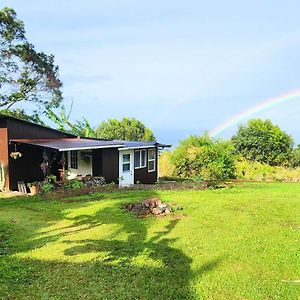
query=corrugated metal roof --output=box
[11,138,124,151]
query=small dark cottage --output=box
[0,114,170,191]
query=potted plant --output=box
[27,181,41,195]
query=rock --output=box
[143,198,162,208]
[123,198,174,217]
[151,207,163,215]
[163,206,171,214]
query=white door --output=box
[119,150,134,186]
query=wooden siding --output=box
[102,148,119,183]
[0,128,10,190]
[134,147,158,184]
[91,148,119,183]
[6,118,73,139]
[92,149,103,176]
[9,144,45,191]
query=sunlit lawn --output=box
[0,183,299,299]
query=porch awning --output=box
[11,138,124,151]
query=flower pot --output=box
[29,185,40,195]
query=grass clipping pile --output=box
[123,198,174,217]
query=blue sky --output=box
[2,0,300,144]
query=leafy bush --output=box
[170,135,235,182]
[235,158,300,182]
[158,151,175,178]
[291,147,300,167]
[46,175,57,183]
[232,119,293,166]
[65,179,85,189]
[41,182,54,193]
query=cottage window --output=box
[134,150,146,169]
[122,153,131,172]
[148,149,156,172]
[70,150,78,169]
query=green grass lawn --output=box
[0,183,299,299]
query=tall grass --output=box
[159,152,300,182]
[235,159,300,182]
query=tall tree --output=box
[232,119,294,166]
[96,117,156,141]
[0,7,62,111]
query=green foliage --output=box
[65,179,85,189]
[0,161,5,191]
[44,105,96,137]
[232,119,294,166]
[96,117,155,141]
[0,7,62,111]
[158,151,175,178]
[40,182,54,193]
[235,158,300,182]
[46,174,57,183]
[170,134,235,181]
[291,145,300,167]
[0,108,45,125]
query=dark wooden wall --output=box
[6,118,73,139]
[9,144,45,190]
[9,144,64,190]
[92,149,103,176]
[91,148,119,183]
[0,116,73,190]
[134,147,158,184]
[102,148,119,183]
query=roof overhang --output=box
[11,138,124,151]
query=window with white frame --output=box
[70,150,78,169]
[122,153,131,172]
[134,150,146,168]
[148,149,156,172]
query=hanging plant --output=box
[10,151,22,159]
[10,144,22,159]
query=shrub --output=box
[41,182,54,193]
[232,119,293,166]
[65,179,85,189]
[291,147,300,168]
[158,151,175,178]
[170,135,235,182]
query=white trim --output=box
[119,146,156,150]
[59,144,124,152]
[134,149,147,169]
[148,148,156,172]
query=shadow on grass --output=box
[0,190,222,299]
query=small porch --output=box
[8,138,123,191]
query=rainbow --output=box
[209,89,300,137]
